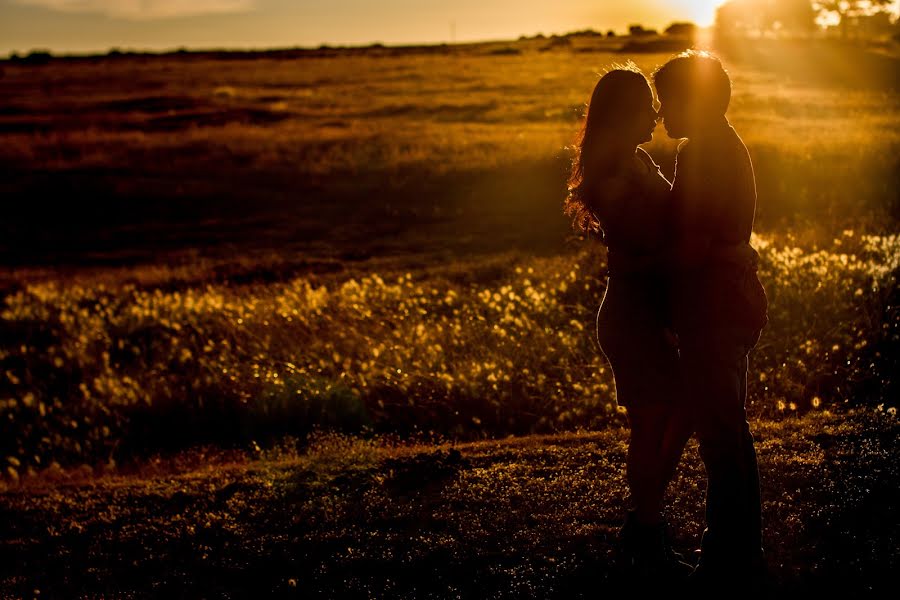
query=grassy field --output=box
[1,229,897,471]
[1,37,898,270]
[1,407,896,597]
[0,35,898,595]
[1,37,898,469]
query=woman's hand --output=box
[663,327,680,350]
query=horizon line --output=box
[3,25,718,59]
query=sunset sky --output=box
[0,0,730,55]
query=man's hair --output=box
[652,50,731,116]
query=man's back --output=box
[669,120,763,333]
[671,121,756,249]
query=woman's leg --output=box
[626,402,671,525]
[656,396,694,505]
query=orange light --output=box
[669,0,727,27]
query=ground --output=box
[1,407,896,598]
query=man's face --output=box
[657,96,690,139]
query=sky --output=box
[0,0,730,55]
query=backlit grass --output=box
[2,229,897,471]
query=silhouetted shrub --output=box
[628,25,657,36]
[20,50,53,65]
[665,22,698,37]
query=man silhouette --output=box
[652,51,769,590]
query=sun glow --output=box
[667,0,726,27]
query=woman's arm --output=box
[608,235,724,275]
[607,250,666,275]
[613,239,759,275]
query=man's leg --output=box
[681,328,764,572]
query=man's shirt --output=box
[669,120,765,333]
[671,121,757,259]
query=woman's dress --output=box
[591,149,677,409]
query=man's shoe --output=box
[687,551,770,594]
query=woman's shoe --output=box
[659,523,695,578]
[617,510,694,582]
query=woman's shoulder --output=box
[635,147,659,170]
[586,151,667,213]
[634,148,672,190]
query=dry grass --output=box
[1,229,897,471]
[2,43,897,228]
[0,407,896,596]
[0,38,897,489]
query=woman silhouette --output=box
[565,65,694,581]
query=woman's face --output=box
[623,84,658,146]
[616,85,657,146]
[586,74,659,155]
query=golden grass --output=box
[0,43,897,469]
[1,229,897,470]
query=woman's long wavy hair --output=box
[565,63,650,236]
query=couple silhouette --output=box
[565,50,769,592]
